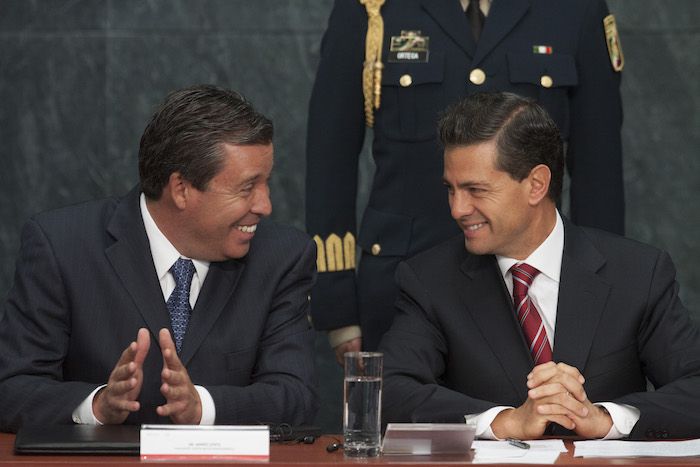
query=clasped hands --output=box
[492,361,613,440]
[92,328,202,425]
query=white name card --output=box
[140,424,269,461]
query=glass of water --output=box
[343,351,383,457]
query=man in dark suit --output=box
[0,85,318,433]
[380,91,700,440]
[306,0,625,363]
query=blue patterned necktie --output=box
[166,258,196,353]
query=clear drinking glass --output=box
[343,351,383,457]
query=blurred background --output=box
[1,0,698,434]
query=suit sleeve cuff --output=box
[196,385,216,425]
[328,326,362,349]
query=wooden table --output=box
[2,433,699,466]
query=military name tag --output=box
[389,30,429,63]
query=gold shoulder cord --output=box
[360,0,386,128]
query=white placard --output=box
[140,424,269,461]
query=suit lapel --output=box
[459,254,533,403]
[104,186,247,366]
[420,0,476,58]
[473,0,530,65]
[178,259,245,366]
[456,219,612,402]
[552,219,611,371]
[105,187,172,339]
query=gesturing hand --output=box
[93,328,150,424]
[156,328,202,424]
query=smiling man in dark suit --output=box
[380,91,700,440]
[0,84,318,433]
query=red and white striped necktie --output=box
[510,263,552,365]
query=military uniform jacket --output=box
[306,0,625,334]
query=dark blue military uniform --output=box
[306,0,624,350]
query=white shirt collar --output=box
[496,210,564,283]
[139,193,209,283]
[460,0,493,14]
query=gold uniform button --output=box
[469,68,486,85]
[399,74,412,87]
[540,75,553,88]
[371,244,381,255]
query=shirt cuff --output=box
[72,385,106,425]
[328,325,362,349]
[465,406,513,440]
[196,385,216,425]
[598,402,640,439]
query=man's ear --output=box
[527,164,551,206]
[167,172,189,210]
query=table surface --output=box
[2,433,700,466]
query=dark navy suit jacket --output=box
[380,218,700,440]
[306,0,625,348]
[0,186,318,433]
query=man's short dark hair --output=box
[437,91,564,202]
[138,84,274,200]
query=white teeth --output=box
[236,224,257,234]
[465,223,486,231]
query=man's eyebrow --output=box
[234,173,265,188]
[442,178,488,188]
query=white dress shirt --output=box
[72,193,216,425]
[465,211,640,439]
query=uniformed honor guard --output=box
[306,0,625,363]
